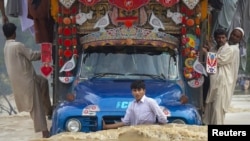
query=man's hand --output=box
[0,0,8,24]
[2,15,9,24]
[202,47,209,54]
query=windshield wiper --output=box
[127,73,166,80]
[91,73,125,79]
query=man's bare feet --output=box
[42,130,50,138]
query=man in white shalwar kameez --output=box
[203,29,235,125]
[2,22,52,138]
[228,27,244,99]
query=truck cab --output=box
[50,0,207,135]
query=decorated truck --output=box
[47,0,210,135]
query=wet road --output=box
[225,94,250,124]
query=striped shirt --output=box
[121,95,167,125]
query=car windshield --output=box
[79,47,179,80]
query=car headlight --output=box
[171,119,186,124]
[66,118,81,132]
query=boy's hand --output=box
[102,119,107,130]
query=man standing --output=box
[2,22,52,138]
[228,27,244,94]
[203,29,234,125]
[202,28,244,125]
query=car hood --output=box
[74,79,183,106]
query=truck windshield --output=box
[80,47,179,80]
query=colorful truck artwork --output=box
[47,0,211,135]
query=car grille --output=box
[80,116,98,132]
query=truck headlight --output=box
[66,118,81,132]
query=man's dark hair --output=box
[130,80,145,90]
[213,28,227,38]
[2,22,16,38]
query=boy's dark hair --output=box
[2,22,16,38]
[130,80,145,90]
[213,28,227,38]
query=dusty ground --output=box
[0,94,250,141]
